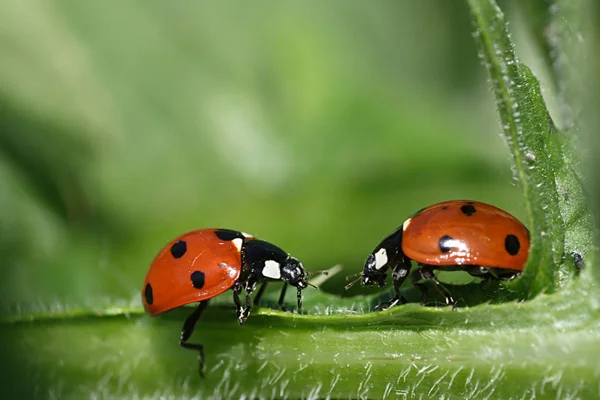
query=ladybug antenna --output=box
[345,271,361,281]
[344,275,362,290]
[307,264,343,288]
[307,269,332,277]
[307,282,320,290]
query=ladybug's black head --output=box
[362,252,388,287]
[361,227,405,288]
[281,257,307,289]
[281,257,308,312]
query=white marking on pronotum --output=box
[374,248,388,270]
[232,238,243,251]
[241,232,252,238]
[402,217,412,231]
[262,260,282,279]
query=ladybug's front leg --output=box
[375,262,411,311]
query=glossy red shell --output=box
[142,229,250,315]
[401,200,530,271]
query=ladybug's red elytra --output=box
[361,200,530,309]
[142,228,308,377]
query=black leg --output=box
[277,283,288,311]
[232,283,245,324]
[253,282,268,306]
[242,286,252,322]
[238,279,257,325]
[486,267,502,280]
[486,267,520,281]
[413,283,429,304]
[409,268,428,304]
[375,263,411,311]
[180,301,210,378]
[296,286,303,313]
[374,295,405,311]
[419,266,455,307]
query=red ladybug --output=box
[142,228,308,376]
[361,200,530,309]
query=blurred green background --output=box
[1,0,549,313]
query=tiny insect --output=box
[142,228,308,376]
[360,200,530,310]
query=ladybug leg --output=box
[232,282,247,325]
[419,266,455,307]
[486,267,502,280]
[277,283,289,312]
[243,287,253,321]
[180,300,210,378]
[408,267,429,303]
[413,282,429,303]
[375,264,410,311]
[253,282,269,307]
[239,279,259,324]
[296,285,303,313]
[374,296,405,311]
[414,283,429,304]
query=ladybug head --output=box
[362,252,388,287]
[281,256,307,289]
[362,227,404,288]
[280,256,308,312]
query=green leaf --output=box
[468,0,571,296]
[2,287,600,399]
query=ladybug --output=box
[361,200,530,309]
[142,228,308,376]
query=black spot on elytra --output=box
[144,283,153,305]
[460,204,476,216]
[215,229,243,241]
[505,234,520,255]
[170,240,187,258]
[442,206,449,210]
[439,235,454,253]
[191,271,205,289]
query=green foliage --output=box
[2,289,600,399]
[0,0,598,398]
[470,0,564,294]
